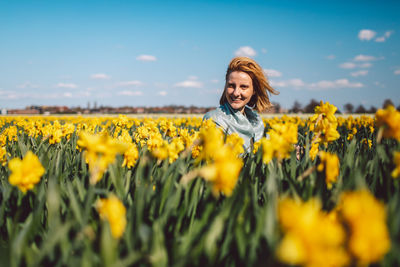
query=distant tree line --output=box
[287,99,399,114]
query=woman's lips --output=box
[230,97,242,102]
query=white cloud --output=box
[358,29,377,41]
[0,89,20,100]
[309,79,363,90]
[90,73,111,80]
[234,46,256,57]
[117,90,143,96]
[270,79,305,88]
[354,54,377,61]
[394,69,400,75]
[210,79,219,83]
[174,76,203,88]
[17,81,38,89]
[55,83,78,89]
[375,30,394,42]
[261,48,267,54]
[350,70,368,77]
[264,69,282,78]
[384,30,394,38]
[136,54,157,61]
[326,55,336,60]
[359,63,372,68]
[115,80,144,87]
[270,78,363,91]
[158,91,167,96]
[374,81,385,88]
[0,90,92,100]
[174,80,203,88]
[339,62,357,69]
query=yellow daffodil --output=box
[309,101,340,144]
[339,190,390,265]
[309,142,319,161]
[375,105,400,141]
[77,132,128,184]
[317,151,340,189]
[261,122,298,164]
[199,146,243,197]
[277,198,349,267]
[0,146,7,166]
[8,151,45,193]
[96,195,127,239]
[122,143,139,169]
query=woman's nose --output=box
[233,87,241,96]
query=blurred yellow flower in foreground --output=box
[199,146,243,197]
[277,198,349,267]
[392,151,400,178]
[375,105,400,141]
[77,132,128,184]
[339,190,390,265]
[8,151,45,193]
[317,151,340,189]
[96,195,127,239]
[197,122,243,197]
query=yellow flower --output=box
[277,198,349,267]
[309,101,340,144]
[317,151,340,189]
[375,105,400,141]
[198,122,225,162]
[362,138,372,149]
[391,151,400,179]
[313,101,338,123]
[62,123,76,140]
[309,142,319,161]
[96,195,127,239]
[77,132,128,184]
[252,139,261,154]
[122,143,139,169]
[225,133,245,157]
[8,151,45,193]
[261,122,298,164]
[339,190,390,265]
[196,122,243,197]
[0,146,7,166]
[199,146,243,197]
[347,127,357,141]
[159,119,177,138]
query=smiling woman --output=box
[203,57,279,152]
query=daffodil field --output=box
[0,102,400,267]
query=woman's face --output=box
[225,71,254,113]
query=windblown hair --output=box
[219,57,279,112]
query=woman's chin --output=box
[228,102,245,111]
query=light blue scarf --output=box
[203,102,265,152]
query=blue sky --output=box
[0,0,399,111]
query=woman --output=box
[203,57,279,152]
